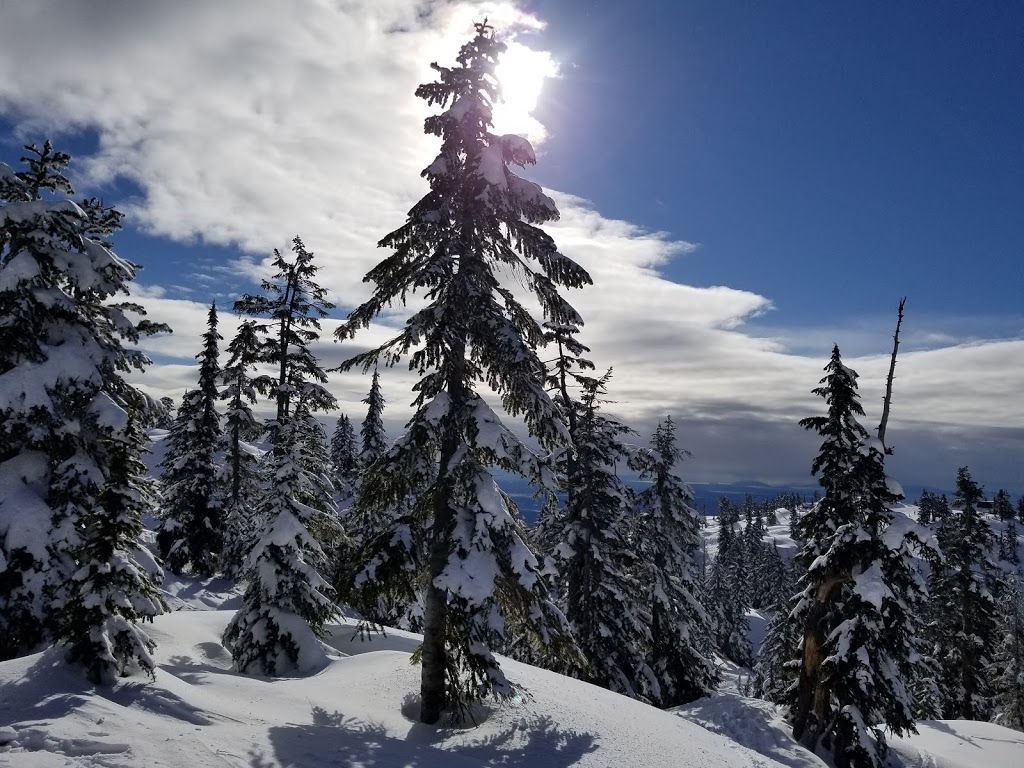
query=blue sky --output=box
[528,1,1024,340]
[0,1,1021,493]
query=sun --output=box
[492,41,558,144]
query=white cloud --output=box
[1,0,1021,491]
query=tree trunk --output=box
[419,507,453,724]
[230,410,241,503]
[792,575,845,751]
[419,339,468,725]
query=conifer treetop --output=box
[336,23,591,449]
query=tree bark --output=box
[419,337,467,725]
[792,574,845,750]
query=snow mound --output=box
[675,695,828,768]
[888,719,1024,768]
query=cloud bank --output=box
[0,0,1020,492]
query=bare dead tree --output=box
[876,297,906,453]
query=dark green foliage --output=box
[705,505,753,666]
[330,413,359,496]
[789,345,926,768]
[335,22,587,724]
[230,237,337,583]
[59,419,166,683]
[360,367,389,468]
[994,489,1019,564]
[545,364,652,697]
[234,236,335,424]
[633,416,719,706]
[157,303,223,576]
[991,583,1024,731]
[929,466,1001,720]
[0,142,168,663]
[218,319,266,576]
[916,489,948,526]
[223,408,339,676]
[752,605,800,704]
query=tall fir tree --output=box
[1,142,168,663]
[544,359,652,697]
[1005,517,1021,568]
[292,396,343,569]
[155,396,175,429]
[632,416,718,706]
[218,319,266,576]
[157,303,224,576]
[929,466,1001,720]
[990,582,1024,731]
[231,237,338,573]
[330,413,360,497]
[752,604,801,704]
[993,489,1018,563]
[335,23,588,724]
[360,367,389,468]
[790,345,925,768]
[789,502,802,541]
[916,489,942,525]
[222,402,339,676]
[705,498,752,666]
[233,236,334,425]
[59,417,166,683]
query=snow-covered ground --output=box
[3,589,1022,767]
[1,605,786,767]
[888,720,1024,768]
[4,498,1022,767]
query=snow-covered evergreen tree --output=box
[290,397,344,573]
[1006,518,1021,568]
[59,417,166,683]
[218,319,266,576]
[752,605,800,704]
[335,22,587,724]
[991,582,1024,731]
[156,303,223,576]
[233,236,334,425]
[632,416,718,706]
[546,363,652,697]
[155,397,175,429]
[0,142,168,662]
[329,413,359,497]
[994,489,1018,564]
[222,407,339,676]
[790,344,926,768]
[929,466,1001,720]
[360,367,389,468]
[789,502,802,541]
[705,500,752,666]
[917,489,938,525]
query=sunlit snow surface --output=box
[3,495,1022,766]
[2,606,776,767]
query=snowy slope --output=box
[2,609,793,768]
[4,486,1022,767]
[888,720,1024,768]
[6,606,1020,768]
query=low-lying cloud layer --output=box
[1,0,1020,492]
